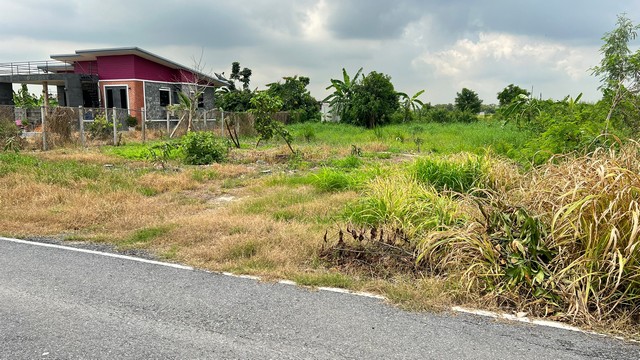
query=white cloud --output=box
[413,32,600,103]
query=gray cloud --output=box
[1,0,640,103]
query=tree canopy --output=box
[454,88,483,114]
[497,84,530,107]
[266,75,320,122]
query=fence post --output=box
[112,107,117,146]
[141,108,146,143]
[41,106,47,151]
[235,113,240,136]
[166,110,170,137]
[79,106,85,148]
[220,109,225,137]
[203,109,208,130]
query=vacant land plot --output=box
[2,121,638,339]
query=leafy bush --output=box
[0,118,23,152]
[452,110,477,123]
[412,154,487,193]
[427,108,453,123]
[179,131,229,165]
[87,114,115,139]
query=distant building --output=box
[0,47,229,122]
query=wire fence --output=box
[0,105,293,150]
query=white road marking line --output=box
[0,237,194,271]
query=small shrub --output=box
[87,114,115,139]
[0,118,23,152]
[126,115,138,128]
[180,131,229,165]
[452,110,478,123]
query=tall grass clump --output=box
[419,142,640,326]
[346,174,462,240]
[525,142,640,323]
[412,153,487,193]
[311,168,366,192]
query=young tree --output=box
[591,14,640,132]
[497,84,530,107]
[454,88,483,113]
[266,75,320,122]
[249,91,295,154]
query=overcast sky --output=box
[2,0,640,104]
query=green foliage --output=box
[497,84,530,107]
[345,175,461,239]
[324,67,363,123]
[424,107,477,124]
[412,154,487,193]
[331,155,363,169]
[398,89,426,122]
[347,71,400,128]
[250,92,295,154]
[12,84,39,109]
[179,131,229,165]
[454,88,483,114]
[0,118,23,152]
[146,141,179,168]
[297,123,316,142]
[228,61,252,91]
[87,114,116,140]
[126,115,138,128]
[591,14,640,133]
[312,168,364,192]
[266,75,320,123]
[218,89,254,112]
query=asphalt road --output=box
[1,237,639,359]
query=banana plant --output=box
[397,89,425,122]
[323,67,363,122]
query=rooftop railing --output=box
[0,60,96,76]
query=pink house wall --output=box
[91,55,181,82]
[133,56,178,82]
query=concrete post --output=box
[220,109,224,137]
[42,81,49,115]
[79,106,85,148]
[112,107,117,146]
[41,106,47,151]
[141,108,146,143]
[166,110,170,136]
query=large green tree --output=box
[348,71,399,128]
[454,88,483,113]
[266,75,320,122]
[497,84,530,107]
